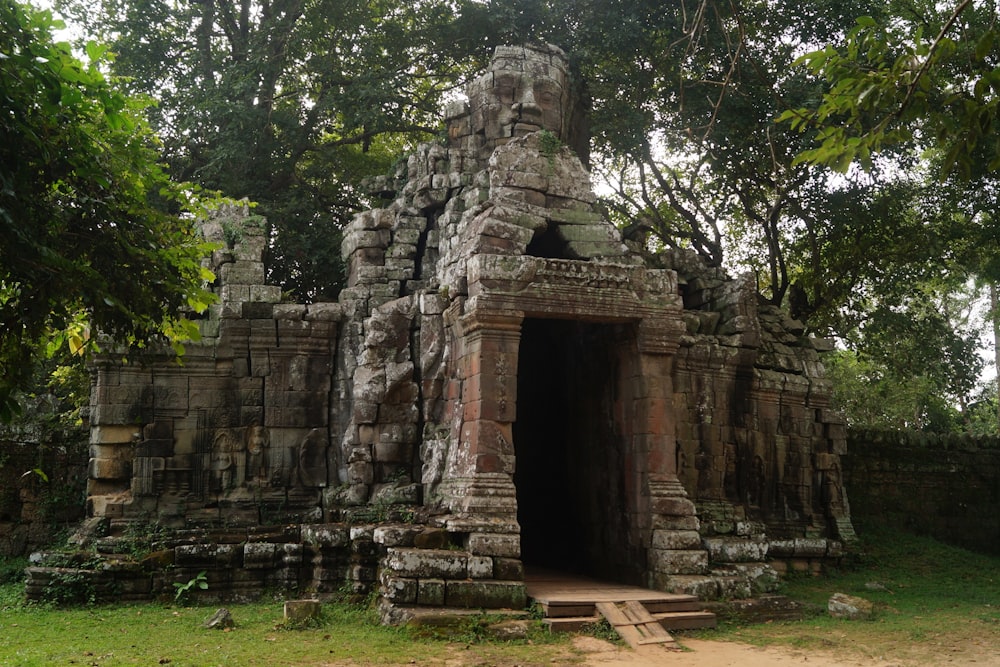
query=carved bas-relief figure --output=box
[210,430,245,493]
[245,424,269,487]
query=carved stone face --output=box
[468,45,570,143]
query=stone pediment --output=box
[466,254,682,323]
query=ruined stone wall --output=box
[0,399,87,556]
[843,429,1000,555]
[664,249,853,572]
[87,204,342,529]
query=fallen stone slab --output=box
[828,592,874,620]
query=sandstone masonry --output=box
[26,44,855,617]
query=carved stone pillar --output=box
[636,318,709,585]
[439,307,523,521]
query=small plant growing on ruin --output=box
[120,521,167,560]
[173,571,208,603]
[538,129,561,156]
[537,129,562,172]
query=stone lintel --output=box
[465,256,682,332]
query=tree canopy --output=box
[0,0,216,420]
[59,0,494,301]
[30,0,1000,432]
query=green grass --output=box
[0,585,576,667]
[691,523,1000,664]
[2,525,998,665]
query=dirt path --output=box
[571,636,902,667]
[565,634,1000,666]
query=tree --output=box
[63,0,489,301]
[782,0,1000,178]
[0,1,216,420]
[827,277,985,431]
[784,0,1000,429]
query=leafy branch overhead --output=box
[782,1,1000,178]
[0,1,218,420]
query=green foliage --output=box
[825,276,988,432]
[277,605,328,631]
[172,571,208,604]
[827,350,955,431]
[783,1,1000,179]
[60,0,485,302]
[0,0,218,420]
[0,557,28,587]
[581,617,622,644]
[118,521,167,560]
[35,552,103,606]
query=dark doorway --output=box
[514,318,642,584]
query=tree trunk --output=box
[992,283,1000,429]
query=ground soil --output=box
[570,635,890,666]
[431,634,1000,667]
[567,634,1000,667]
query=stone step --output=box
[543,610,717,633]
[595,600,677,648]
[703,536,769,563]
[540,592,701,618]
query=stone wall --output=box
[843,428,1000,555]
[0,399,87,556]
[86,207,341,529]
[665,250,854,571]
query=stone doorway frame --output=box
[436,255,702,588]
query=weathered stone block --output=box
[651,529,702,551]
[91,425,140,445]
[445,580,526,610]
[302,523,349,547]
[716,575,752,599]
[649,548,709,575]
[284,599,322,624]
[651,496,697,517]
[793,538,829,558]
[467,533,520,558]
[828,592,874,620]
[417,578,446,606]
[306,302,343,321]
[384,548,467,579]
[243,542,279,569]
[373,525,419,548]
[250,285,282,303]
[174,543,242,569]
[88,458,131,481]
[704,537,768,563]
[468,555,494,579]
[382,577,417,604]
[493,558,524,581]
[413,528,450,549]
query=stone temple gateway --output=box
[29,45,854,616]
